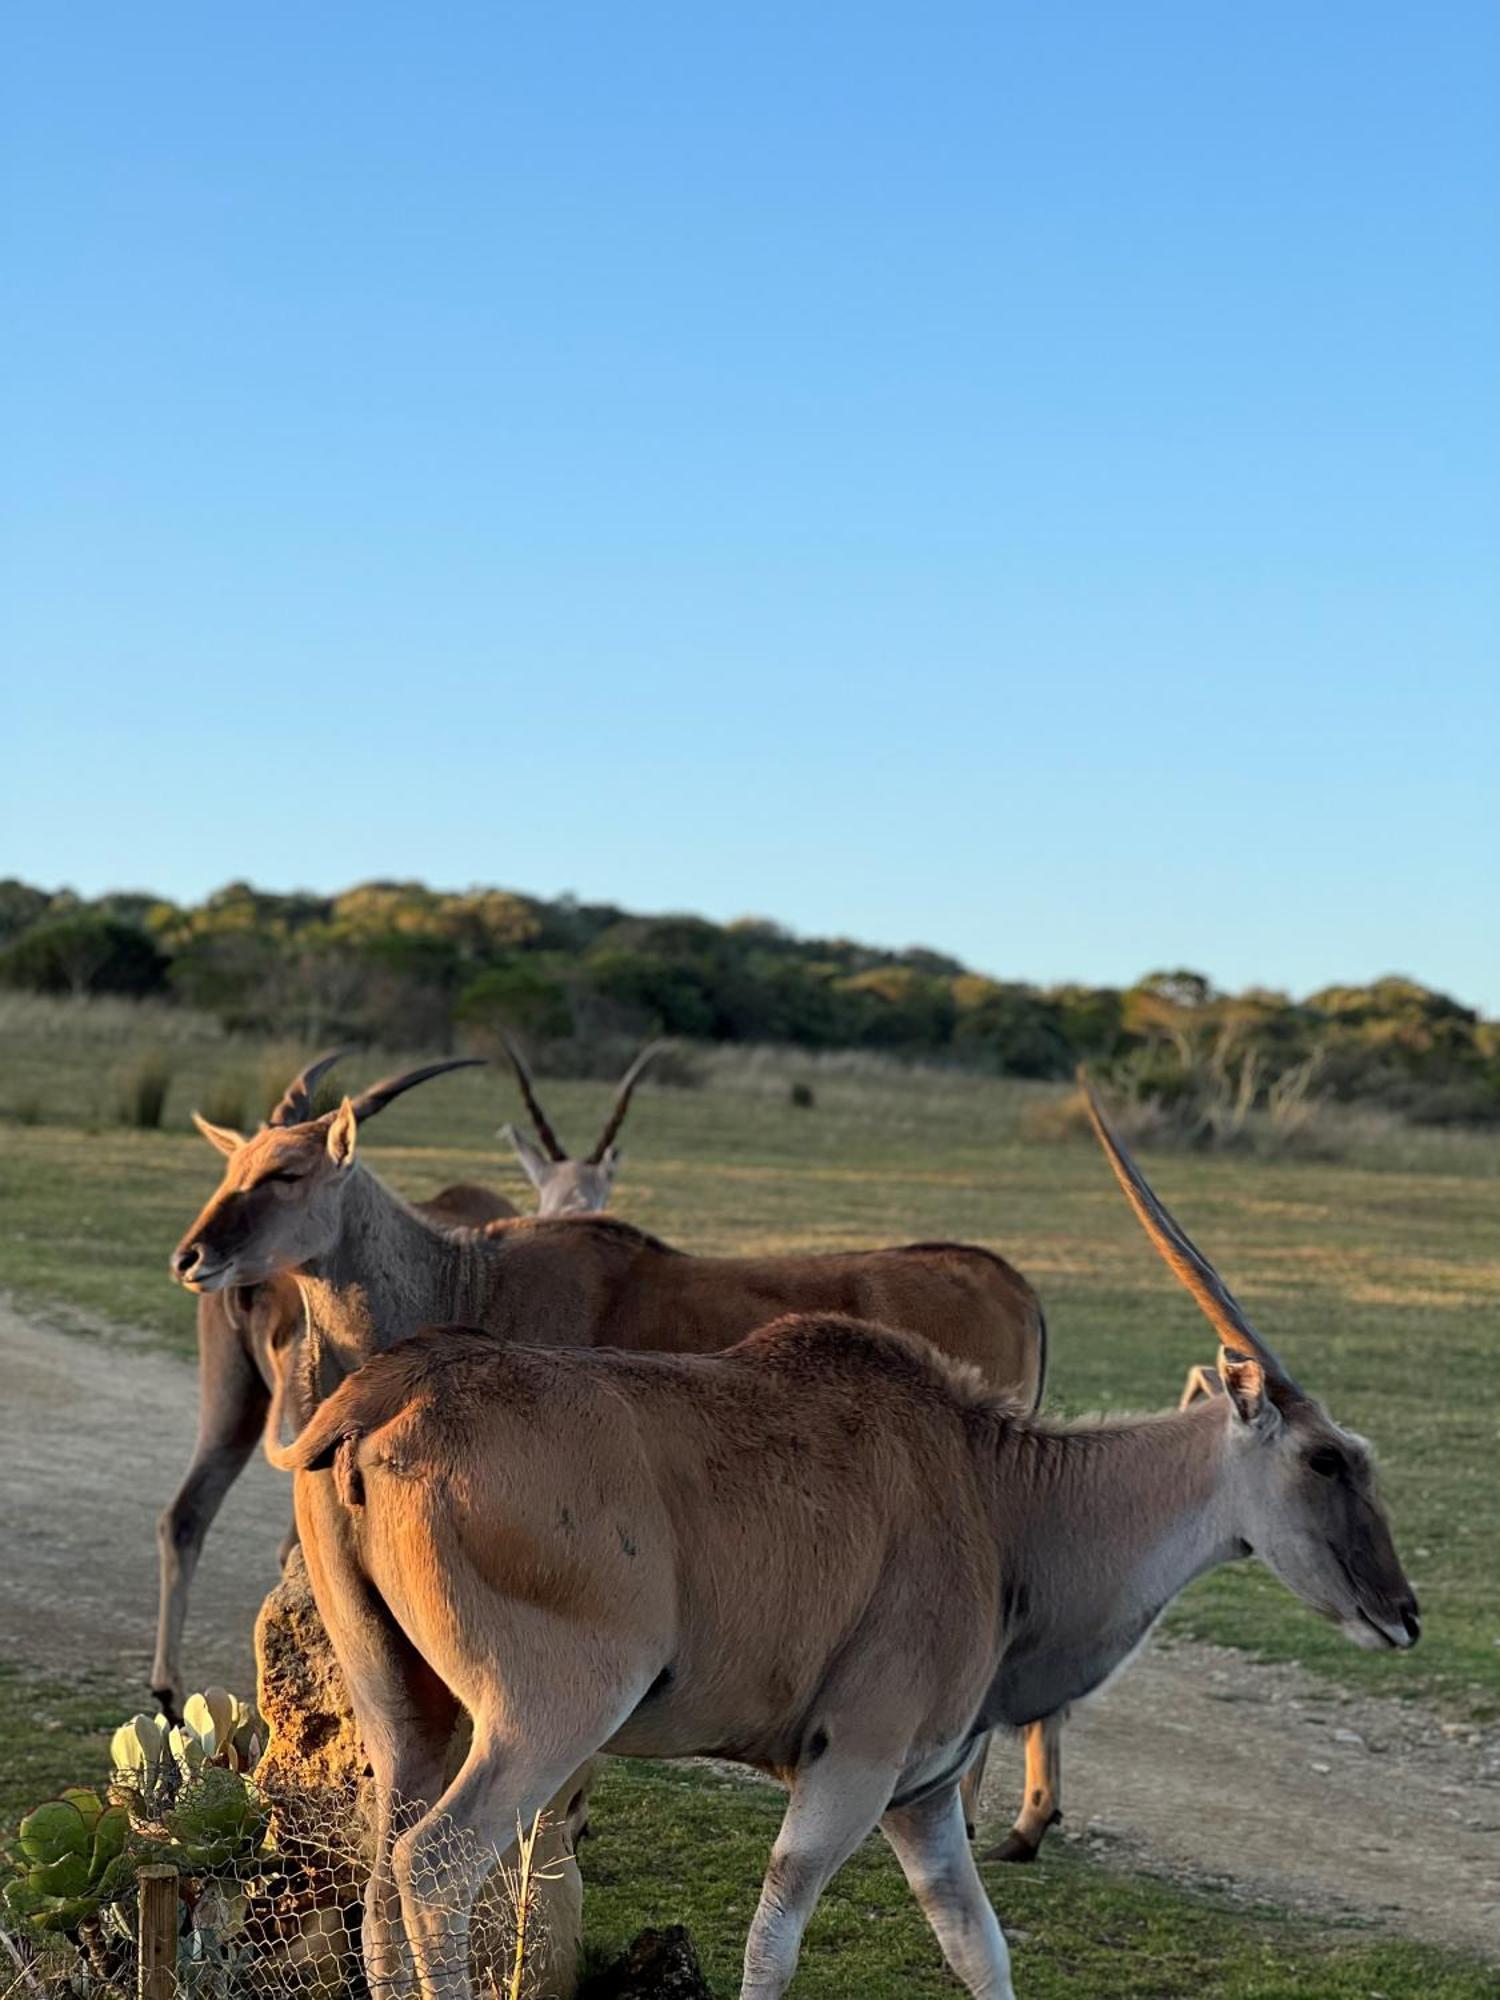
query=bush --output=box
[1023,1037,1328,1157]
[455,962,574,1041]
[114,1052,172,1130]
[0,917,167,999]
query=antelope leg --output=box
[393,1723,607,2000]
[958,1730,992,1838]
[984,1717,1062,1864]
[740,1756,899,2000]
[883,1785,1014,2000]
[151,1331,268,1714]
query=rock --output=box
[585,1926,712,1999]
[254,1548,368,1806]
[253,1549,590,1998]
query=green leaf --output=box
[31,1852,93,1899]
[59,1787,105,1832]
[91,1806,130,1871]
[17,1799,89,1866]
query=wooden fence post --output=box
[136,1865,178,2000]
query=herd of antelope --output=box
[160,1041,1418,2000]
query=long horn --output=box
[267,1047,360,1128]
[495,1029,567,1162]
[587,1042,666,1162]
[349,1057,487,1123]
[1078,1071,1301,1393]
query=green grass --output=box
[0,1665,1490,1999]
[0,1661,136,1823]
[2,1002,1496,1717]
[579,1759,1493,1999]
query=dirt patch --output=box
[1,1294,1496,1960]
[978,1640,1500,1961]
[0,1293,285,1691]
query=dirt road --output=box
[1,1296,1496,1959]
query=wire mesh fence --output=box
[2,1768,577,2000]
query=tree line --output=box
[1,877,1495,1125]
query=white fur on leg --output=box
[883,1787,1015,2000]
[741,1760,898,2000]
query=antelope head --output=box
[496,1030,664,1217]
[171,1054,485,1291]
[1082,1078,1421,1654]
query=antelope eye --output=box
[262,1169,305,1187]
[1307,1445,1344,1479]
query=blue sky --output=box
[4,4,1497,1007]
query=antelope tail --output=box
[262,1343,412,1478]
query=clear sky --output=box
[4,4,1497,1008]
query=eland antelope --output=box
[155,1042,667,1714]
[169,1056,1053,1856]
[152,1053,518,1716]
[496,1028,665,1216]
[267,1080,1417,2000]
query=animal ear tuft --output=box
[502,1123,551,1188]
[192,1111,245,1157]
[1218,1348,1277,1433]
[326,1096,359,1170]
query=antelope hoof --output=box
[984,1829,1040,1864]
[984,1809,1060,1865]
[153,1689,182,1726]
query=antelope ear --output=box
[1218,1349,1279,1435]
[326,1096,359,1170]
[502,1124,551,1190]
[192,1111,246,1156]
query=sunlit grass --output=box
[2,1004,1497,1717]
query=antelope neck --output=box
[981,1397,1241,1727]
[292,1164,493,1378]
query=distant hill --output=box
[1,876,1495,1126]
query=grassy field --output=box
[0,1665,1490,2000]
[2,999,1498,1996]
[2,999,1496,1717]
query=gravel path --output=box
[2,1294,1496,1960]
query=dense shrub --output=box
[3,878,1495,1129]
[0,916,167,998]
[114,1052,172,1129]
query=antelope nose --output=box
[172,1242,204,1283]
[1401,1600,1421,1645]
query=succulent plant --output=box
[111,1689,263,1788]
[171,1688,263,1775]
[2,1688,269,1940]
[110,1712,172,1781]
[161,1766,268,1870]
[2,1791,133,1931]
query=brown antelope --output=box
[154,1039,668,1715]
[169,1061,1053,1857]
[152,1054,512,1717]
[496,1029,665,1216]
[268,1081,1418,2000]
